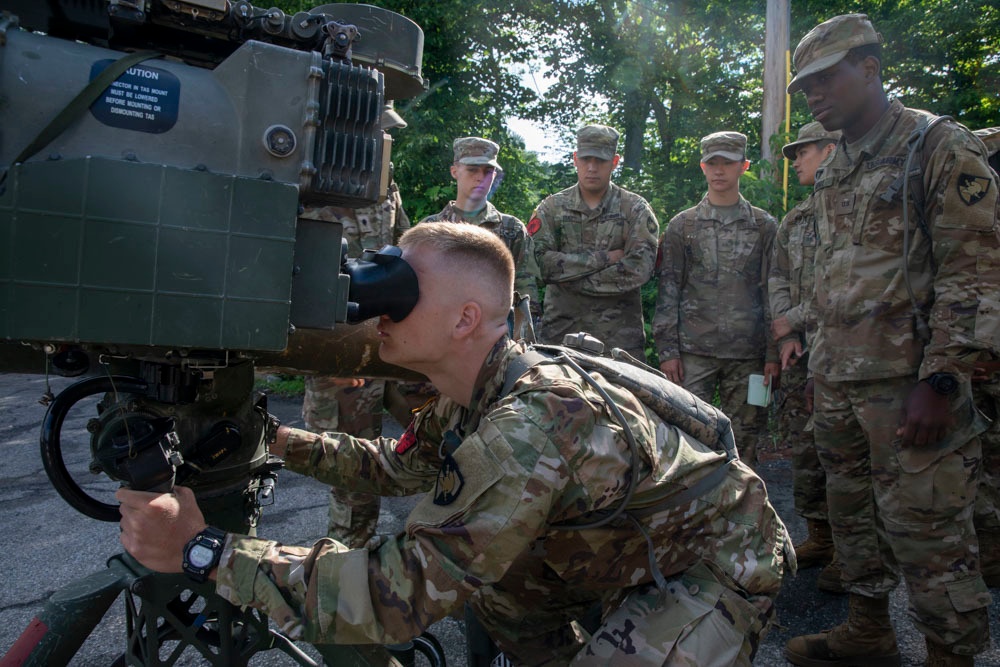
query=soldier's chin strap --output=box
[342,245,419,323]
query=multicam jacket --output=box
[420,201,540,316]
[214,337,787,661]
[301,180,410,256]
[654,195,779,362]
[769,191,821,340]
[529,182,659,358]
[808,100,1000,383]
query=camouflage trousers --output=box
[472,562,773,666]
[973,383,1000,533]
[813,374,992,654]
[680,353,767,468]
[302,376,436,546]
[773,361,828,521]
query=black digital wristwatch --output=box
[924,373,959,396]
[182,526,228,582]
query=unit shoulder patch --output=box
[958,173,991,206]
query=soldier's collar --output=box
[458,336,517,437]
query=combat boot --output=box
[817,559,846,595]
[785,594,900,667]
[795,518,835,569]
[925,638,973,667]
[977,530,1000,588]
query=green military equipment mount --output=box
[0,2,438,665]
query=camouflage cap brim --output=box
[781,136,829,159]
[459,155,501,168]
[701,149,745,162]
[576,146,615,160]
[787,50,850,94]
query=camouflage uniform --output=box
[653,194,778,468]
[215,338,789,665]
[975,383,1000,533]
[301,181,431,546]
[971,127,1000,575]
[807,98,1000,653]
[530,182,658,359]
[768,190,825,520]
[420,201,540,317]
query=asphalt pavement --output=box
[1,371,999,665]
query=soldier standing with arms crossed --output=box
[783,14,1000,667]
[768,121,843,592]
[653,131,780,469]
[529,124,658,359]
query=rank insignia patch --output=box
[958,173,991,206]
[433,452,464,505]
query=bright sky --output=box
[505,61,575,165]
[506,117,571,164]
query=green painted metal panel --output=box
[0,158,297,350]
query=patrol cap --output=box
[381,101,406,130]
[576,124,619,160]
[781,121,842,159]
[700,131,747,162]
[453,137,501,168]
[788,14,883,94]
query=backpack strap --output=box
[874,114,953,342]
[905,115,953,249]
[500,348,549,397]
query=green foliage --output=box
[271,0,998,227]
[254,374,305,398]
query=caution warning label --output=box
[89,59,180,134]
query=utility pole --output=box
[762,0,790,184]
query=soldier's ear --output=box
[453,301,482,340]
[862,55,881,83]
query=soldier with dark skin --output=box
[653,131,780,470]
[783,14,1000,667]
[768,121,843,593]
[118,223,790,666]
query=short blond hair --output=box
[399,223,514,310]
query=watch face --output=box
[189,543,215,569]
